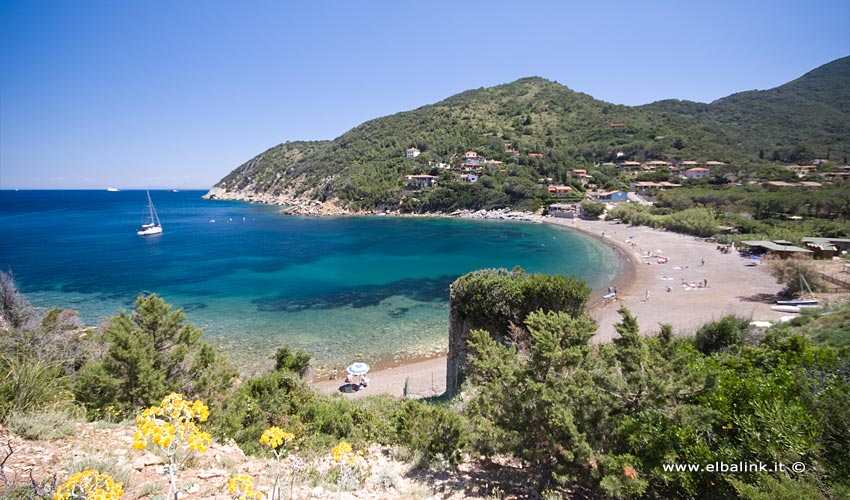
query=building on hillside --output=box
[630,181,682,194]
[458,173,479,183]
[610,123,626,130]
[705,161,726,167]
[618,161,642,173]
[822,171,850,181]
[547,185,573,198]
[682,167,710,179]
[644,160,671,172]
[405,174,438,189]
[802,237,850,259]
[464,151,485,165]
[528,152,544,159]
[405,147,421,158]
[593,190,628,202]
[548,203,579,218]
[572,169,592,185]
[787,165,817,177]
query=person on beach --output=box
[645,290,651,301]
[331,368,338,380]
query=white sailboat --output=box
[137,190,163,236]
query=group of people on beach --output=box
[330,368,370,391]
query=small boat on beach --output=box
[775,274,818,307]
[771,305,802,313]
[776,299,819,307]
[137,190,163,236]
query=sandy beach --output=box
[313,217,785,398]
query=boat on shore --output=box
[775,274,819,307]
[776,299,819,307]
[137,190,163,236]
[771,305,802,313]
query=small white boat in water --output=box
[107,187,119,192]
[137,190,163,236]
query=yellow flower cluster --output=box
[54,469,124,500]
[331,440,357,465]
[227,474,264,500]
[258,426,295,450]
[132,393,212,454]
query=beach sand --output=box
[312,217,785,399]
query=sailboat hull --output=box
[137,226,163,236]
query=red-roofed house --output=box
[547,185,573,197]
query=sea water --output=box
[0,190,622,369]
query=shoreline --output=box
[309,215,787,398]
[202,192,785,394]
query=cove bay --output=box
[0,190,621,369]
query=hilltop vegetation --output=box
[642,56,850,163]
[210,57,849,213]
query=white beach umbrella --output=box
[347,362,370,375]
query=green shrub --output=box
[272,345,312,376]
[392,399,468,464]
[74,294,236,417]
[692,316,751,354]
[0,355,72,420]
[7,406,82,440]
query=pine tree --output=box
[75,294,235,414]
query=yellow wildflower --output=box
[227,474,264,500]
[54,469,124,500]
[259,426,295,450]
[331,440,356,465]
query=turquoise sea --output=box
[0,190,622,369]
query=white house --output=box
[405,147,421,158]
[405,174,437,189]
[682,167,710,179]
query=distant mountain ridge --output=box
[207,57,849,213]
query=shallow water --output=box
[0,190,622,369]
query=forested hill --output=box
[640,56,850,163]
[208,57,850,213]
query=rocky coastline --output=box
[203,187,547,221]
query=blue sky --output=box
[1,1,848,189]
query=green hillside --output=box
[642,56,850,163]
[211,57,850,212]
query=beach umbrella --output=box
[347,362,370,375]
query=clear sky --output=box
[1,0,848,189]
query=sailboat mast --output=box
[147,191,155,223]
